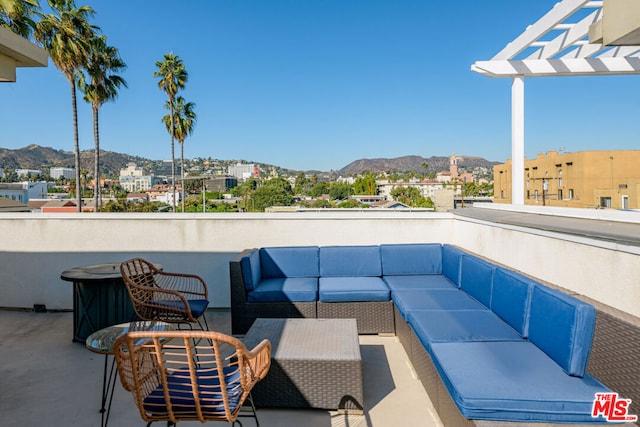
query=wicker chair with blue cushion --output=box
[120,258,210,331]
[114,330,271,426]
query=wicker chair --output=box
[120,258,210,331]
[114,330,271,427]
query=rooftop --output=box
[0,308,442,427]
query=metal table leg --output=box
[99,354,118,427]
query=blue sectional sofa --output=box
[229,243,626,425]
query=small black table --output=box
[61,263,156,342]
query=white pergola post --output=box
[511,77,525,205]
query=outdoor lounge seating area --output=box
[231,243,640,425]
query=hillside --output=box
[0,144,152,177]
[338,155,498,176]
[0,145,499,177]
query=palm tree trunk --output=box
[170,102,176,212]
[181,141,185,213]
[93,105,100,212]
[71,79,81,213]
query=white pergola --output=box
[472,0,640,205]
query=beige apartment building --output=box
[494,150,640,210]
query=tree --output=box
[163,96,195,213]
[36,0,97,212]
[0,0,39,38]
[249,186,292,212]
[329,182,352,200]
[310,182,329,198]
[353,173,377,195]
[77,34,127,212]
[390,185,434,208]
[154,52,187,212]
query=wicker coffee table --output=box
[242,318,364,414]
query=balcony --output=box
[1,204,639,426]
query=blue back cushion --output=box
[259,246,319,279]
[442,244,463,287]
[380,243,442,276]
[460,255,494,308]
[528,284,596,377]
[491,268,534,337]
[240,249,261,291]
[319,245,382,277]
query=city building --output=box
[228,163,258,180]
[204,175,238,192]
[15,168,41,178]
[0,182,48,203]
[50,167,75,180]
[0,197,30,212]
[494,150,640,209]
[119,163,162,192]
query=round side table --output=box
[86,321,174,427]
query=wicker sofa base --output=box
[231,301,316,335]
[317,300,395,334]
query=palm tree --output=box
[77,34,127,212]
[0,0,39,38]
[35,0,96,212]
[154,52,187,212]
[162,96,196,212]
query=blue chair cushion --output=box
[442,244,464,287]
[259,246,319,278]
[392,289,488,321]
[319,245,382,277]
[383,275,457,291]
[491,268,534,337]
[409,310,524,353]
[528,284,596,377]
[460,254,494,308]
[380,243,442,275]
[147,299,209,318]
[240,249,261,291]
[247,277,318,302]
[143,366,241,418]
[319,277,390,302]
[429,341,612,423]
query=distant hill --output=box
[0,145,159,177]
[0,145,499,178]
[338,155,498,176]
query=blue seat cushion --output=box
[241,249,261,291]
[319,277,390,302]
[147,299,209,318]
[380,243,442,275]
[442,244,464,287]
[144,366,241,418]
[383,275,457,291]
[247,277,318,302]
[260,246,319,278]
[460,254,494,308]
[393,289,488,321]
[319,245,382,277]
[409,310,523,353]
[491,268,534,337]
[528,284,596,377]
[430,341,612,423]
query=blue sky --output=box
[2,0,639,171]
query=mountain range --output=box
[0,145,499,177]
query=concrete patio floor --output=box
[0,309,442,427]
